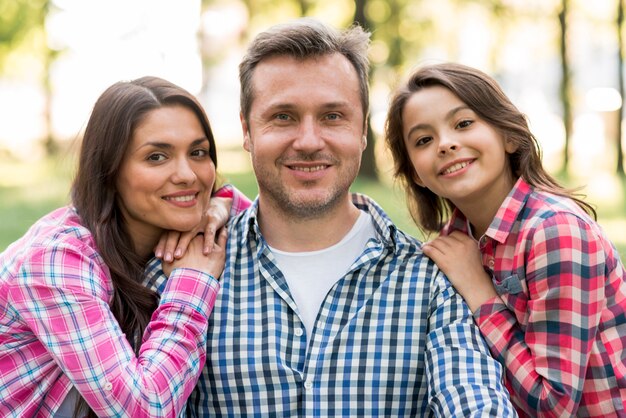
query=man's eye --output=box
[275,114,290,121]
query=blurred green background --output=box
[1,0,625,258]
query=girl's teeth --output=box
[443,161,469,175]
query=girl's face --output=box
[402,85,517,212]
[116,105,215,252]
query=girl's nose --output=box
[438,134,458,155]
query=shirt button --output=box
[295,327,304,337]
[303,380,313,390]
[104,381,113,391]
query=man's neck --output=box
[257,195,362,252]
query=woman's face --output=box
[116,105,215,250]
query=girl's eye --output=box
[415,136,432,146]
[147,153,166,162]
[457,119,473,129]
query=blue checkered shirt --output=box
[144,194,516,417]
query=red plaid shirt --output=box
[444,178,626,417]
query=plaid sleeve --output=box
[213,184,252,217]
[8,242,219,417]
[425,268,516,417]
[475,212,605,416]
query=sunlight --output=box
[587,87,622,112]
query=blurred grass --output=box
[1,155,625,261]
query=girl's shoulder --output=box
[522,188,616,251]
[525,187,594,224]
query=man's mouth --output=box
[290,165,328,172]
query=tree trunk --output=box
[558,0,573,174]
[353,0,378,180]
[617,0,625,176]
[42,1,58,156]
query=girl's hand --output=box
[422,231,498,312]
[155,196,233,262]
[163,227,228,279]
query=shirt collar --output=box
[239,193,398,249]
[445,177,531,244]
[484,177,531,243]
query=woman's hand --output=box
[163,227,228,279]
[422,231,499,312]
[155,196,233,262]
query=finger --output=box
[424,237,452,254]
[154,234,168,259]
[448,231,475,246]
[214,227,228,250]
[163,231,182,263]
[174,230,198,259]
[202,224,216,254]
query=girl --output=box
[0,76,232,417]
[385,62,626,417]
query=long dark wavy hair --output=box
[385,62,595,234]
[70,76,218,417]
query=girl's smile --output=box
[402,85,518,234]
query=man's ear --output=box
[241,113,251,152]
[361,120,368,151]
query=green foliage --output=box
[0,0,49,71]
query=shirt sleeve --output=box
[424,265,517,417]
[213,183,252,216]
[474,212,606,417]
[7,239,220,418]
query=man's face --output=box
[242,53,366,219]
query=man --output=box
[147,18,516,417]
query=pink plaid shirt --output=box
[444,178,626,417]
[0,206,219,417]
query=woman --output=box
[0,76,229,417]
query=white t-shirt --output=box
[54,387,79,417]
[269,211,376,341]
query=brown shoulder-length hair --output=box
[70,76,217,416]
[385,62,595,234]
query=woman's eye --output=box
[191,148,210,158]
[147,153,166,162]
[457,119,473,128]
